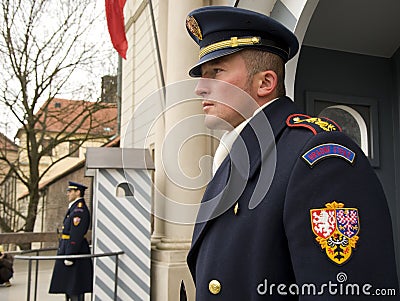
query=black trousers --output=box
[65,294,84,301]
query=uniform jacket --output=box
[49,198,93,295]
[187,97,399,300]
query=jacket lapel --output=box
[190,157,231,251]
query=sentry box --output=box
[85,148,154,301]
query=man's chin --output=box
[204,115,233,131]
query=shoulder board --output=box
[286,114,342,135]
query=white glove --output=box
[64,260,74,266]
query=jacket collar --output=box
[189,97,298,258]
[232,96,298,179]
[68,197,83,209]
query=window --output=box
[116,182,135,197]
[42,139,53,156]
[69,141,80,157]
[319,105,368,156]
[306,91,380,167]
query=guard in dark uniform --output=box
[184,6,399,300]
[49,181,93,301]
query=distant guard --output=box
[49,181,93,301]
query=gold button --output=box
[233,202,239,215]
[209,279,221,294]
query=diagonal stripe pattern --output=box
[92,168,152,300]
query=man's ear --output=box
[256,70,278,97]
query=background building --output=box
[0,76,119,250]
[0,133,19,232]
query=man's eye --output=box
[200,67,223,77]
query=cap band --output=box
[199,36,260,58]
[199,36,290,61]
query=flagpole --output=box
[148,0,166,96]
[117,55,122,135]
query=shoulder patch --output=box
[286,114,341,135]
[73,216,81,226]
[302,143,356,167]
[310,201,359,265]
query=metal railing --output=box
[15,248,124,301]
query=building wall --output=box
[392,47,400,207]
[41,166,93,236]
[0,175,17,233]
[121,1,210,299]
[0,149,18,183]
[39,138,108,182]
[392,47,400,270]
[16,131,108,194]
[0,146,18,232]
[121,0,162,148]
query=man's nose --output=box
[194,78,210,97]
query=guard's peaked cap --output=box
[186,6,299,77]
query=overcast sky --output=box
[0,1,118,140]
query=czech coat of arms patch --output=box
[310,201,359,265]
[73,216,81,226]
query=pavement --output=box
[0,251,91,301]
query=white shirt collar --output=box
[212,98,279,175]
[252,97,279,117]
[68,197,82,209]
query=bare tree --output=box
[0,0,117,235]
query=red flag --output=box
[105,0,128,59]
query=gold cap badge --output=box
[186,16,202,40]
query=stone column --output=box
[151,0,207,300]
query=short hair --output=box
[239,49,286,96]
[71,188,85,197]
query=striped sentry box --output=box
[85,148,154,301]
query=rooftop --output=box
[0,132,18,152]
[16,97,118,138]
